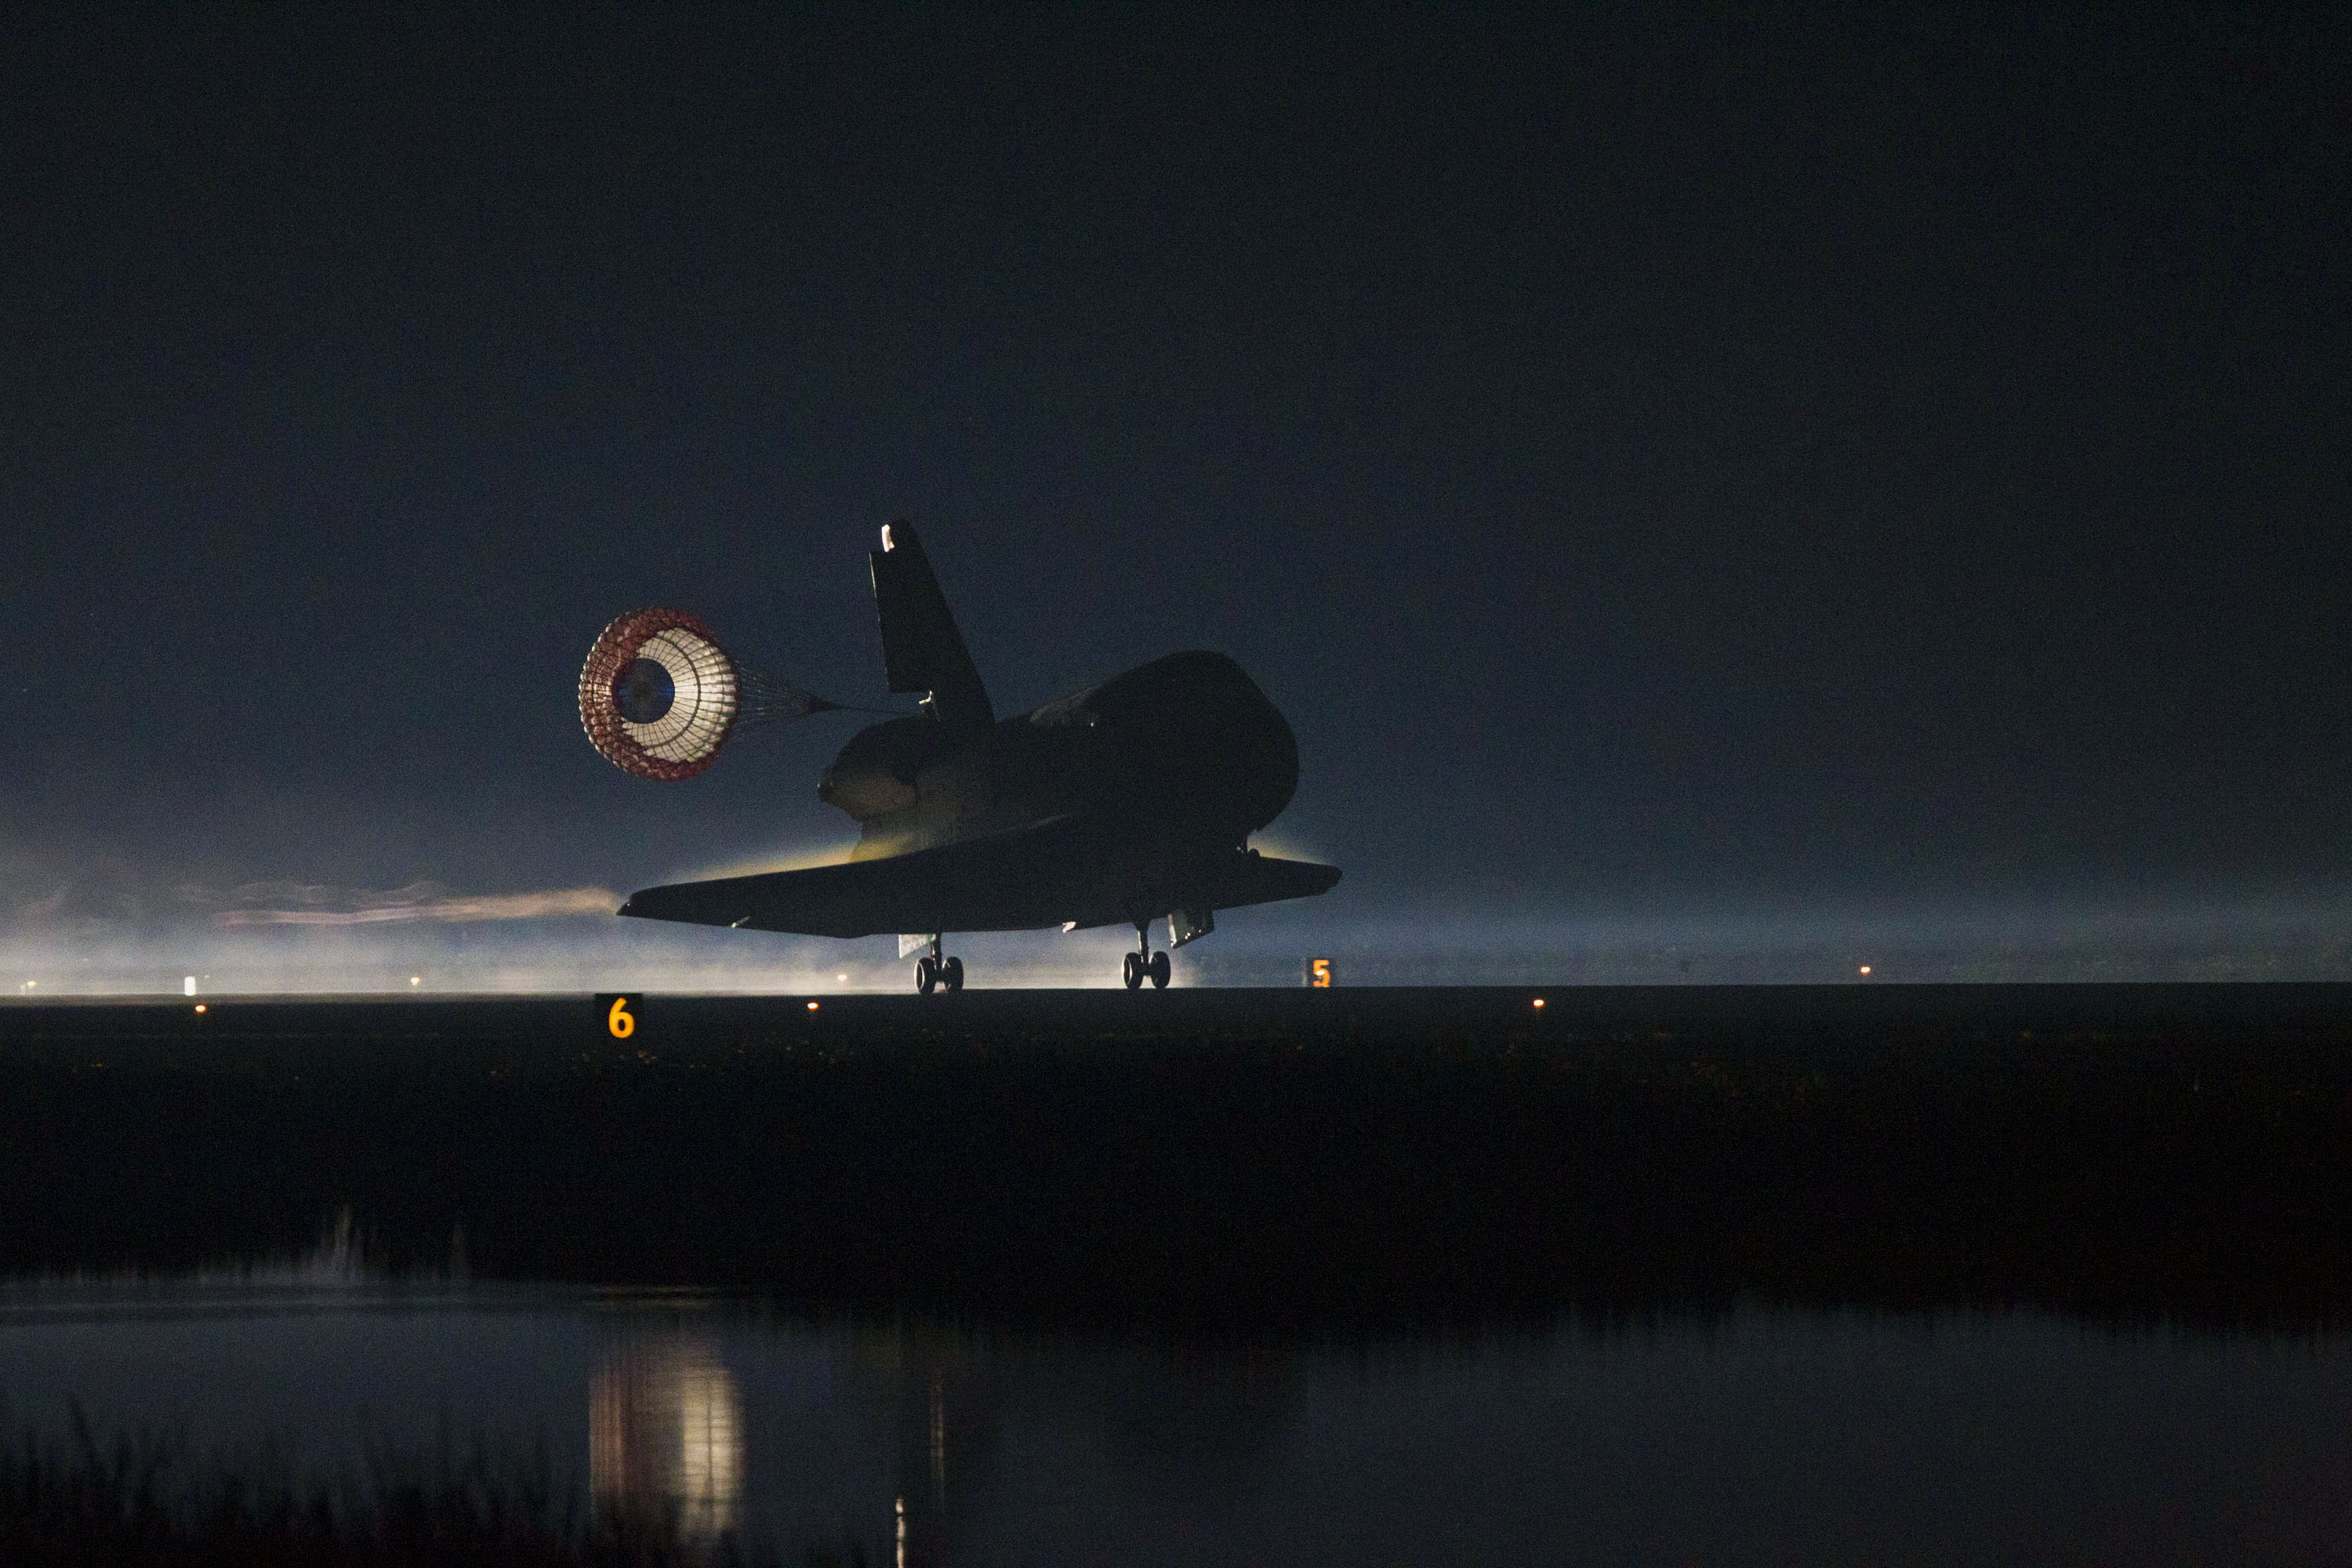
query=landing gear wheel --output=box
[943,956,964,992]
[1148,951,1171,989]
[916,956,938,995]
[1123,952,1144,990]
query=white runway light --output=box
[183,976,196,997]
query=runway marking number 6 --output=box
[606,995,636,1039]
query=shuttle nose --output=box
[1089,651,1299,837]
[1217,673,1300,833]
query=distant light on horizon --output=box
[1860,965,1872,976]
[807,1001,819,1012]
[1532,997,1544,1008]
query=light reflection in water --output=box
[590,1336,744,1541]
[2,1293,2350,1563]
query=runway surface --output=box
[6,984,2352,1325]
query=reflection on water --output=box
[590,1336,743,1541]
[5,1282,2352,1564]
[837,1323,989,1566]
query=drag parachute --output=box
[579,608,837,781]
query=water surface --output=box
[4,1275,2347,1564]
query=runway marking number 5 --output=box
[607,996,635,1039]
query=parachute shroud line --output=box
[579,608,837,782]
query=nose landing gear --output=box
[914,935,964,994]
[1123,923,1171,990]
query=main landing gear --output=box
[914,935,964,995]
[1123,922,1171,990]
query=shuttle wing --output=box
[618,816,1339,938]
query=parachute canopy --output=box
[579,609,742,780]
[581,608,844,781]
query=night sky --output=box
[5,9,2347,984]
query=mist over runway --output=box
[5,888,2349,996]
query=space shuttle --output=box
[579,523,1339,990]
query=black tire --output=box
[943,956,964,992]
[916,956,937,995]
[1149,951,1171,989]
[1122,952,1143,989]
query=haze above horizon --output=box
[4,9,2345,979]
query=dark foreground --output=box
[5,985,2352,1327]
[0,1425,808,1568]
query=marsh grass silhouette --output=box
[0,1405,857,1566]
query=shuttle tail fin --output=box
[869,521,994,730]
